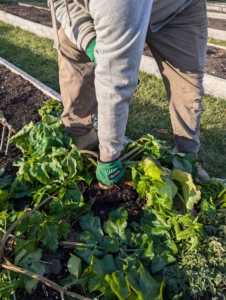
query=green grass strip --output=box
[0,21,225,178]
[18,1,49,8]
[208,37,226,48]
[0,21,59,92]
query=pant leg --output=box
[146,0,207,154]
[58,27,97,137]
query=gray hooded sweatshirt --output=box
[49,0,192,161]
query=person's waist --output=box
[150,0,194,32]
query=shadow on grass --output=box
[0,22,59,92]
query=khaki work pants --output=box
[58,0,207,154]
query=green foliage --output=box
[1,100,226,299]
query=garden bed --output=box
[0,62,146,300]
[0,59,226,300]
[1,10,226,300]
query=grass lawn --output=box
[0,21,225,179]
[208,37,226,48]
[18,1,49,8]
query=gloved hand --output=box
[85,38,96,66]
[96,157,125,186]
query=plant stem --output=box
[7,270,17,300]
[2,258,92,300]
[80,150,98,159]
[120,146,140,161]
[0,192,58,258]
[0,228,16,239]
[59,241,107,250]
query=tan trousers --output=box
[58,0,207,154]
[58,27,97,137]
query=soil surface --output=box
[0,64,146,300]
[0,64,49,177]
[0,3,226,80]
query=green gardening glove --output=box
[85,38,96,66]
[96,158,125,186]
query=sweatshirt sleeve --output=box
[48,0,96,51]
[89,0,153,162]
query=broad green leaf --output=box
[0,175,12,189]
[27,212,43,239]
[18,248,45,293]
[99,236,120,253]
[105,271,130,300]
[125,262,162,300]
[15,211,30,235]
[164,239,178,255]
[10,121,34,146]
[38,221,58,252]
[172,156,192,174]
[104,207,128,241]
[138,265,162,299]
[14,249,27,266]
[44,157,65,181]
[9,178,31,199]
[23,260,45,294]
[141,157,168,182]
[19,249,42,266]
[29,163,50,185]
[76,247,103,264]
[49,199,64,221]
[58,219,70,239]
[62,147,83,177]
[151,250,176,273]
[80,213,103,243]
[171,169,201,212]
[32,183,59,205]
[137,180,148,198]
[88,256,112,292]
[68,254,82,278]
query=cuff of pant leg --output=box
[99,150,121,163]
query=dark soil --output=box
[0,3,226,80]
[0,64,49,177]
[208,17,226,30]
[0,63,146,300]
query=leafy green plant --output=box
[0,99,226,299]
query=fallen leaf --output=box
[157,129,168,134]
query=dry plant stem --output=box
[2,258,92,300]
[0,120,17,133]
[0,193,58,258]
[120,146,140,161]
